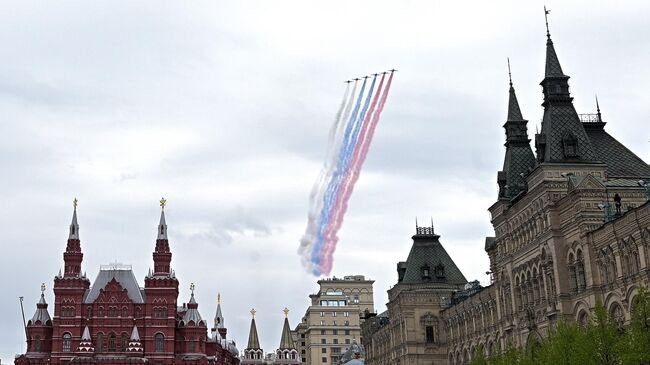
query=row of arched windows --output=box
[60,332,165,353]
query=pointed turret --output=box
[181,285,206,326]
[278,308,295,350]
[535,11,597,163]
[213,293,228,341]
[77,326,94,353]
[497,61,536,199]
[63,198,84,277]
[246,309,261,350]
[127,325,143,354]
[152,198,172,276]
[274,308,300,363]
[29,284,52,326]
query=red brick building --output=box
[15,202,240,365]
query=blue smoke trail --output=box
[310,79,368,272]
[311,76,377,273]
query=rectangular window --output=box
[320,311,325,317]
[322,348,327,353]
[332,330,338,335]
[322,357,327,363]
[333,320,337,326]
[344,330,350,335]
[426,326,434,343]
[332,312,337,317]
[321,339,326,344]
[320,320,325,326]
[345,339,350,344]
[344,312,349,317]
[320,329,326,335]
[333,339,338,344]
[344,321,349,326]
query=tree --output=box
[620,286,650,365]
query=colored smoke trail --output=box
[319,73,388,274]
[298,71,395,276]
[298,82,355,271]
[310,78,369,271]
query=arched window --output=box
[188,337,196,353]
[97,333,104,352]
[108,333,116,352]
[576,251,586,291]
[155,333,165,352]
[121,333,129,351]
[62,333,72,352]
[610,303,625,327]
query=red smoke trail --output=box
[319,72,394,274]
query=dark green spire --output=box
[246,311,260,350]
[278,309,296,350]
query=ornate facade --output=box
[363,17,650,365]
[15,203,240,365]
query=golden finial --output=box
[73,198,78,210]
[217,293,221,304]
[190,282,195,295]
[250,308,256,319]
[159,197,167,211]
[41,283,46,294]
[283,307,290,318]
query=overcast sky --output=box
[1,1,649,361]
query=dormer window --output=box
[563,134,578,158]
[421,265,431,280]
[435,264,446,279]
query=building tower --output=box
[52,199,91,362]
[242,309,264,364]
[25,284,54,355]
[273,308,300,364]
[177,283,208,357]
[212,294,228,343]
[143,198,179,364]
[497,60,537,200]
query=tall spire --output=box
[214,293,224,330]
[246,309,261,350]
[498,62,536,199]
[153,198,172,276]
[536,12,598,163]
[543,7,565,78]
[69,198,79,239]
[278,308,296,350]
[63,198,83,277]
[158,197,168,239]
[506,59,524,122]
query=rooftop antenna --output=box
[544,6,551,39]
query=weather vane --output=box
[250,308,256,319]
[41,283,46,294]
[283,307,290,318]
[544,6,551,38]
[73,198,78,210]
[507,57,513,86]
[190,282,195,295]
[217,293,221,304]
[160,197,167,211]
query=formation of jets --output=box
[344,69,397,83]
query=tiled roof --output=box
[400,232,467,286]
[85,267,145,304]
[584,124,650,178]
[278,317,295,350]
[545,38,565,77]
[540,104,598,162]
[247,318,261,350]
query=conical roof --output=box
[278,316,295,350]
[247,318,261,350]
[507,84,524,121]
[545,38,565,78]
[157,210,167,239]
[182,293,205,326]
[69,207,79,239]
[130,325,140,341]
